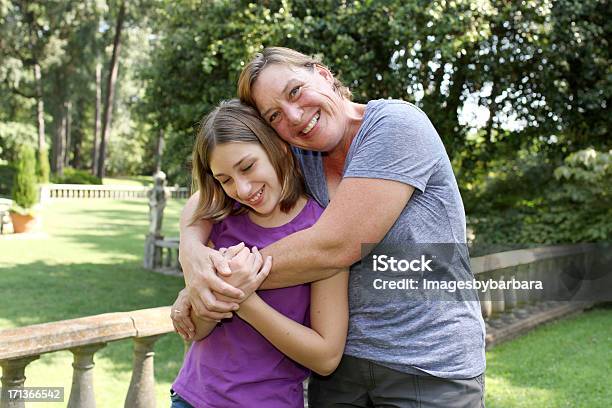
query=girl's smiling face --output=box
[209,141,284,221]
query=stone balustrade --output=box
[0,307,173,408]
[39,184,189,201]
[472,243,604,346]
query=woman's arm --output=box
[258,178,414,288]
[171,288,219,341]
[179,192,250,317]
[236,270,349,376]
[181,179,413,316]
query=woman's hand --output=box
[178,193,266,319]
[220,246,272,302]
[179,237,245,319]
[170,289,195,340]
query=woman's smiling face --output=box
[209,141,283,219]
[251,64,348,152]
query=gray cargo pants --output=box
[308,355,485,408]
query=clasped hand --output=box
[171,243,271,339]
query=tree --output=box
[92,62,102,173]
[1,0,156,181]
[141,0,609,181]
[43,0,106,175]
[35,146,50,183]
[0,1,60,154]
[96,0,126,178]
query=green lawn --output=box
[1,199,610,407]
[0,199,186,407]
[485,305,612,407]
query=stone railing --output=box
[473,243,605,346]
[39,184,190,201]
[1,244,607,406]
[0,307,175,408]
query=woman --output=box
[174,47,485,407]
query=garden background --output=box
[1,1,610,407]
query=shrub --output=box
[11,145,38,210]
[469,148,611,244]
[51,167,102,185]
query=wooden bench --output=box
[0,198,12,234]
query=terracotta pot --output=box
[9,212,39,233]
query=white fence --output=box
[39,184,190,201]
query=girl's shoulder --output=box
[304,196,325,217]
[284,197,324,231]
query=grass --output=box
[0,199,186,407]
[1,199,610,407]
[485,304,612,407]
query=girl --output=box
[170,99,348,408]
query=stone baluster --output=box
[541,258,557,308]
[502,268,518,324]
[489,272,506,328]
[532,260,550,310]
[491,273,506,313]
[513,264,530,318]
[67,343,106,408]
[479,278,492,320]
[157,247,164,269]
[0,356,40,408]
[561,253,586,302]
[547,257,564,306]
[479,283,493,333]
[525,262,538,309]
[124,335,164,408]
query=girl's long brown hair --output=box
[190,99,305,225]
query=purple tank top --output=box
[173,198,323,408]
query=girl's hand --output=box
[222,246,272,301]
[180,240,245,319]
[170,289,196,340]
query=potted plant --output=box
[9,145,40,233]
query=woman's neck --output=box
[247,195,308,228]
[324,101,366,172]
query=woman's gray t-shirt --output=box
[292,99,486,379]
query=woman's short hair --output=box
[238,46,352,108]
[191,99,305,224]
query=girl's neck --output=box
[247,195,308,228]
